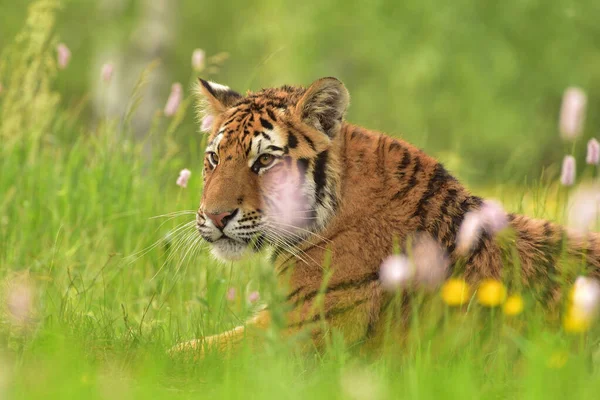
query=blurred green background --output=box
[1,0,599,184]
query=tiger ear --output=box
[295,77,350,138]
[194,78,242,117]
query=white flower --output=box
[379,255,413,292]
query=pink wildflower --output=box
[560,155,576,186]
[379,255,414,292]
[587,139,600,165]
[192,49,206,71]
[247,291,260,303]
[201,115,214,133]
[101,63,114,84]
[559,87,587,141]
[226,288,236,301]
[176,168,191,188]
[456,199,508,255]
[164,83,183,117]
[56,43,71,69]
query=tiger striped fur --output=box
[171,77,600,357]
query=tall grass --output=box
[1,2,600,399]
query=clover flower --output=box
[176,168,191,188]
[192,49,206,71]
[441,278,471,306]
[560,155,576,186]
[559,87,587,141]
[379,255,414,292]
[164,83,183,117]
[476,279,507,307]
[101,63,114,84]
[56,43,71,69]
[586,138,600,165]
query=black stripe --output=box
[287,298,370,329]
[288,132,298,149]
[292,271,379,307]
[313,151,329,205]
[266,145,285,152]
[297,158,310,174]
[392,156,421,201]
[413,164,452,226]
[266,108,277,121]
[260,117,274,130]
[286,287,304,301]
[389,141,401,151]
[260,132,271,141]
[300,132,316,150]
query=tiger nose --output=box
[206,209,238,229]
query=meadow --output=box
[1,1,600,399]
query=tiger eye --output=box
[258,154,275,167]
[208,152,219,165]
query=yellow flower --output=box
[563,307,592,333]
[547,351,569,369]
[477,279,507,307]
[503,294,524,316]
[441,278,471,306]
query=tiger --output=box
[171,77,600,357]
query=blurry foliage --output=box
[1,0,599,184]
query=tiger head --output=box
[194,77,350,261]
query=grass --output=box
[1,2,600,399]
